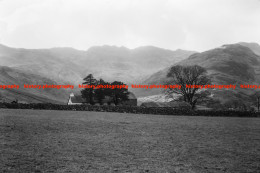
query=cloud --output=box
[0,0,260,51]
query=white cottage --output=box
[67,93,84,105]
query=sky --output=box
[0,0,260,52]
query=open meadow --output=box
[0,109,259,173]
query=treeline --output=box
[0,102,259,117]
[81,74,129,105]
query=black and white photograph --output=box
[0,0,260,172]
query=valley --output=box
[1,42,260,106]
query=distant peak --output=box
[175,48,197,53]
[133,45,172,52]
[216,43,247,49]
[0,43,9,48]
[237,42,260,56]
[51,47,77,50]
[94,45,128,49]
[87,45,129,52]
[135,45,158,49]
[238,42,260,46]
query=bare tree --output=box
[165,65,210,109]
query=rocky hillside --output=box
[0,66,70,104]
[142,43,260,103]
[0,44,194,103]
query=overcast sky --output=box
[0,0,259,52]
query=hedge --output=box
[0,102,259,117]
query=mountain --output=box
[75,45,196,83]
[0,66,70,104]
[238,42,260,56]
[0,44,195,83]
[0,44,86,84]
[178,44,260,83]
[0,44,195,103]
[143,43,260,103]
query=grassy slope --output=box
[141,44,260,102]
[0,66,70,104]
[0,109,259,172]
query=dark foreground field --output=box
[0,109,259,173]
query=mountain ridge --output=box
[0,43,195,103]
[2,42,260,104]
[141,43,260,103]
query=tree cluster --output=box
[81,74,129,105]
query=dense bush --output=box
[0,102,259,117]
[0,102,7,108]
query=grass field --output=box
[0,109,259,173]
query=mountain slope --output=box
[77,45,196,83]
[178,44,260,83]
[143,44,260,102]
[0,66,71,104]
[0,44,195,103]
[0,44,86,85]
[0,44,196,84]
[238,42,260,56]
